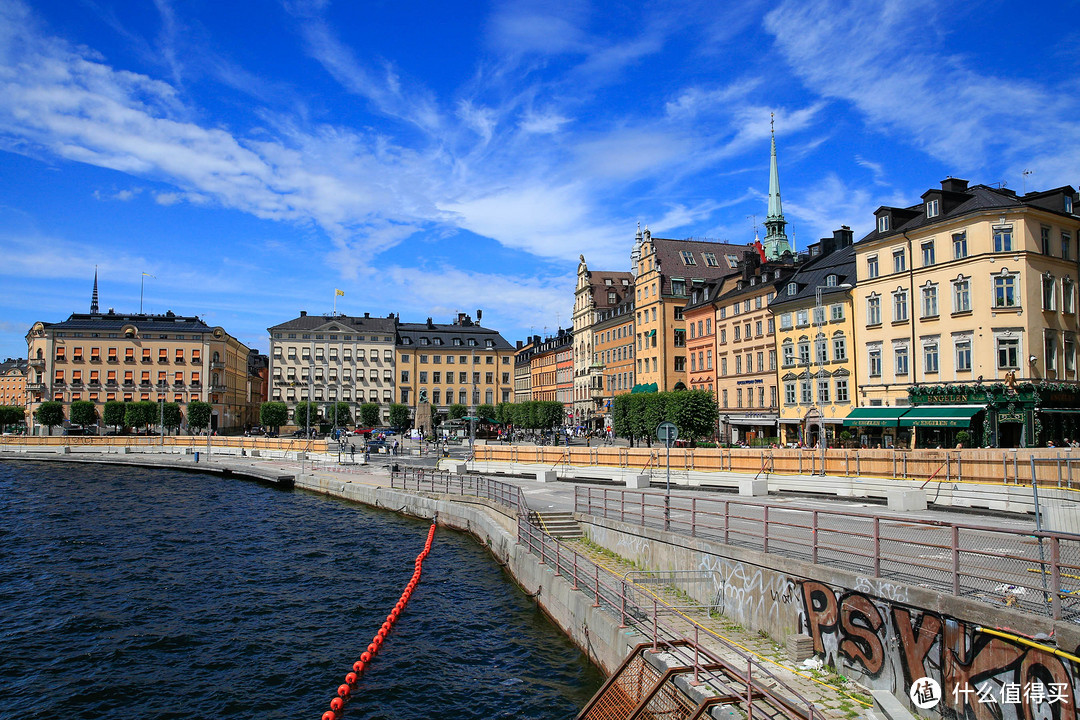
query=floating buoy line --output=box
[321,522,437,720]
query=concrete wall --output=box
[579,514,1080,719]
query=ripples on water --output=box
[0,461,603,718]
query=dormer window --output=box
[826,274,838,287]
[926,199,940,218]
[878,215,891,232]
[680,251,697,266]
[787,282,798,296]
[1066,195,1074,214]
[726,255,739,269]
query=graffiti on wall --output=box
[698,554,797,628]
[799,581,1079,719]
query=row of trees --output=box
[611,390,719,446]
[30,400,216,435]
[258,401,411,432]
[0,404,25,431]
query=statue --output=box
[415,393,434,439]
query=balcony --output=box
[210,361,225,371]
[158,357,169,364]
[210,383,226,392]
[108,357,119,364]
[29,357,45,369]
[124,357,136,364]
[90,356,101,363]
[72,356,84,363]
[27,382,45,391]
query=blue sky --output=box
[1,0,1078,360]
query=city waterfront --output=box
[0,461,603,718]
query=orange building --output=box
[0,358,28,419]
[591,299,635,430]
[529,329,572,404]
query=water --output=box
[0,461,603,718]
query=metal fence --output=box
[390,467,527,513]
[575,486,1080,622]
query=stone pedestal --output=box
[536,470,557,483]
[887,489,927,512]
[623,474,650,488]
[738,478,768,496]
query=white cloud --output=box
[519,111,570,134]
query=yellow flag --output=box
[335,289,345,296]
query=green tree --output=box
[259,402,289,432]
[69,400,98,430]
[495,402,514,426]
[325,402,352,428]
[388,403,411,430]
[0,404,24,430]
[359,403,380,428]
[611,394,633,446]
[448,403,467,420]
[476,403,496,422]
[34,401,64,435]
[293,401,320,429]
[666,389,718,442]
[187,400,213,433]
[162,402,182,434]
[125,401,157,433]
[537,401,565,430]
[103,401,127,432]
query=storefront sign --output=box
[998,412,1025,423]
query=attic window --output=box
[433,338,443,345]
[485,339,494,347]
[826,274,838,287]
[725,255,739,269]
[787,282,798,296]
[1067,195,1074,214]
[702,252,719,267]
[468,338,478,346]
[604,278,612,285]
[420,337,430,345]
[926,199,940,218]
[680,251,697,266]
[878,215,891,232]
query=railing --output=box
[390,467,527,515]
[575,486,1080,621]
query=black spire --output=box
[91,267,99,313]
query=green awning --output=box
[898,405,984,428]
[842,407,908,428]
[631,382,659,394]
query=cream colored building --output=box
[852,179,1080,447]
[572,255,632,428]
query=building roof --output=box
[584,270,634,311]
[268,312,397,335]
[38,310,216,334]
[397,321,513,351]
[769,245,857,308]
[1,357,27,375]
[650,238,753,295]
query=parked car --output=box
[366,438,388,450]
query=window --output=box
[720,357,727,376]
[1042,226,1052,255]
[719,329,727,344]
[996,336,1019,369]
[1063,232,1073,261]
[735,356,742,374]
[670,279,685,296]
[755,321,762,337]
[921,241,935,266]
[817,379,830,404]
[680,251,696,265]
[826,274,837,287]
[800,379,812,404]
[926,199,939,218]
[703,252,719,267]
[833,334,847,361]
[813,306,826,325]
[894,345,909,375]
[815,335,827,364]
[1045,333,1058,373]
[1043,274,1057,310]
[796,309,809,326]
[1065,334,1076,374]
[1067,195,1075,215]
[952,277,971,313]
[867,256,879,279]
[831,304,844,321]
[780,313,792,329]
[867,294,881,325]
[782,340,794,367]
[893,289,908,322]
[955,337,972,371]
[993,225,1013,252]
[921,283,938,318]
[893,249,906,273]
[994,272,1018,308]
[785,382,796,405]
[878,216,890,233]
[705,318,712,335]
[798,339,810,365]
[952,232,968,259]
[787,282,798,296]
[1064,277,1075,314]
[835,378,849,403]
[923,342,939,373]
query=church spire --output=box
[90,267,99,314]
[763,113,791,260]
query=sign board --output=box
[656,421,678,445]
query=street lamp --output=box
[814,283,852,473]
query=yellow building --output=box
[572,255,633,428]
[0,358,28,422]
[591,299,635,430]
[26,306,254,435]
[769,229,857,446]
[631,227,747,392]
[852,179,1080,448]
[397,314,515,420]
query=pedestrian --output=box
[393,440,399,455]
[350,444,355,462]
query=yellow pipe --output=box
[975,627,1080,666]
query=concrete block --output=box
[887,489,927,512]
[536,470,557,483]
[249,449,261,458]
[60,446,70,454]
[738,478,768,496]
[120,446,131,454]
[873,689,919,720]
[623,474,650,489]
[785,634,815,662]
[295,451,306,461]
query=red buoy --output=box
[376,629,386,641]
[386,613,396,624]
[361,651,371,663]
[346,671,358,685]
[367,642,378,655]
[322,711,337,720]
[353,660,364,673]
[331,697,344,712]
[338,684,351,698]
[373,633,384,646]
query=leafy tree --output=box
[125,401,157,433]
[0,404,24,430]
[293,401,320,430]
[103,401,127,432]
[448,403,467,420]
[162,402,183,434]
[495,402,514,426]
[359,403,380,428]
[259,402,289,432]
[325,402,352,428]
[34,401,64,435]
[187,400,213,433]
[666,390,718,443]
[537,401,565,430]
[612,394,633,446]
[69,400,98,430]
[476,403,496,422]
[388,403,410,430]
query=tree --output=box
[188,400,213,433]
[537,401,565,430]
[476,403,496,422]
[0,404,24,431]
[162,402,182,434]
[666,390,718,443]
[359,403,380,428]
[103,401,126,433]
[293,401,320,429]
[34,401,64,435]
[69,400,98,430]
[325,402,352,428]
[260,402,289,432]
[448,403,467,420]
[125,401,157,433]
[612,394,633,446]
[495,402,514,426]
[388,403,410,430]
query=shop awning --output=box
[898,405,984,428]
[631,382,658,394]
[841,407,908,428]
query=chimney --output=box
[941,177,969,194]
[476,309,482,322]
[819,234,836,257]
[426,317,434,328]
[834,225,854,249]
[300,310,307,317]
[364,312,370,318]
[516,340,523,349]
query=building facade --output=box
[591,299,635,431]
[268,312,398,426]
[529,329,573,403]
[769,230,858,446]
[572,255,633,428]
[397,314,514,420]
[513,338,536,403]
[0,358,27,413]
[27,309,253,434]
[851,179,1080,448]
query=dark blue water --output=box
[0,461,603,718]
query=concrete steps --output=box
[535,511,583,539]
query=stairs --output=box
[535,511,583,539]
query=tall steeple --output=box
[763,113,791,260]
[90,267,99,314]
